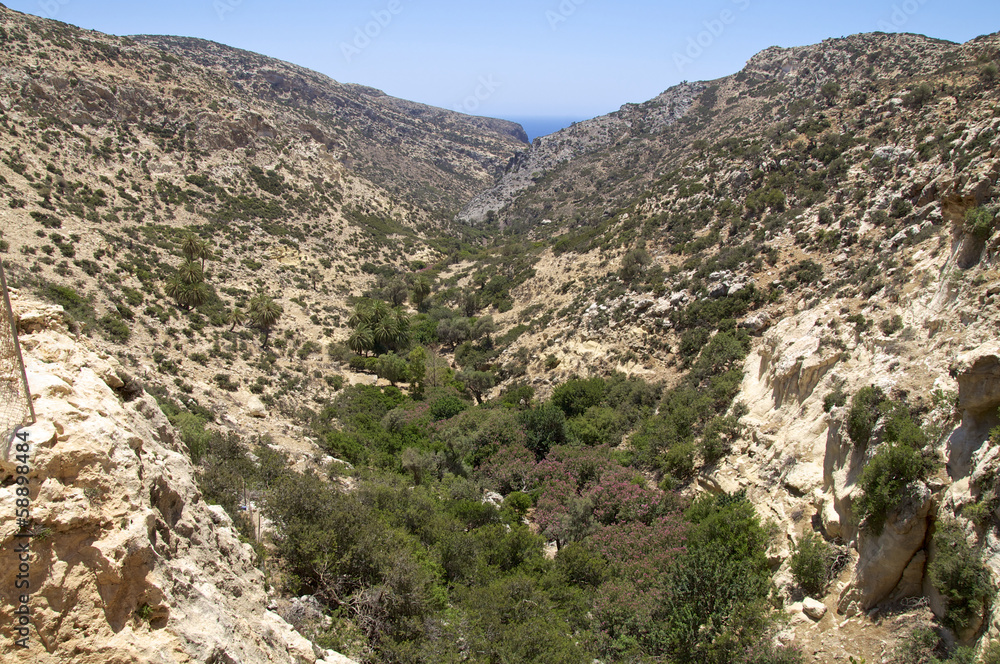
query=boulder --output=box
[247,395,268,418]
[802,597,828,621]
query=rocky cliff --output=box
[0,290,354,664]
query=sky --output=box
[4,0,1000,133]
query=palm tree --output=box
[348,324,374,356]
[180,232,210,269]
[411,276,431,309]
[176,260,204,286]
[227,307,246,331]
[248,294,282,348]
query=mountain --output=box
[2,3,1000,662]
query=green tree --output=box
[820,81,841,105]
[248,293,283,348]
[226,307,246,331]
[349,299,411,354]
[180,232,210,269]
[472,315,496,345]
[407,347,427,399]
[457,370,495,405]
[348,324,374,356]
[411,275,431,309]
[375,352,409,387]
[619,243,651,284]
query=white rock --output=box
[802,597,828,621]
[247,395,268,418]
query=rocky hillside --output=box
[1,290,354,664]
[3,2,1000,661]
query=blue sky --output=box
[5,0,1000,125]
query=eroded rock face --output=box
[0,295,353,663]
[838,483,932,613]
[952,341,1000,415]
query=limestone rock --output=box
[952,341,1000,414]
[838,482,932,611]
[247,395,268,418]
[0,296,344,664]
[802,597,828,621]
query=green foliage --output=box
[619,243,651,284]
[248,293,283,348]
[847,386,886,449]
[965,206,996,241]
[928,520,995,632]
[519,402,568,460]
[790,531,837,597]
[429,393,468,421]
[880,315,904,336]
[97,312,130,343]
[551,377,606,418]
[855,442,937,535]
[374,352,409,386]
[904,83,935,110]
[41,283,95,332]
[786,259,824,286]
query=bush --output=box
[855,443,936,535]
[904,83,934,110]
[879,315,904,336]
[98,313,130,343]
[429,394,467,421]
[982,63,999,85]
[847,386,885,449]
[790,531,836,597]
[551,377,605,417]
[928,519,995,632]
[890,198,913,219]
[213,373,240,392]
[965,206,996,241]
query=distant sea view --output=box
[504,116,588,142]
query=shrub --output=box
[519,402,567,460]
[879,315,904,336]
[98,313,130,343]
[544,354,560,370]
[787,259,823,286]
[790,531,836,597]
[965,206,996,241]
[982,63,999,85]
[890,198,913,219]
[847,386,885,449]
[855,443,936,535]
[429,394,467,421]
[551,377,606,418]
[213,373,240,392]
[981,642,1000,664]
[904,83,934,109]
[824,383,847,413]
[928,519,995,632]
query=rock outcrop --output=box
[0,291,354,664]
